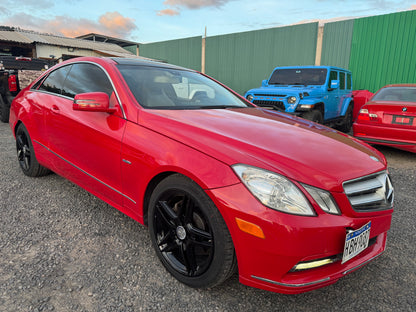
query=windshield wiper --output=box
[198,105,243,109]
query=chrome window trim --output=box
[31,61,126,119]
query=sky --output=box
[0,0,415,43]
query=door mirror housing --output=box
[73,92,116,113]
[328,80,339,91]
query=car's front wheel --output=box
[148,174,236,288]
[302,109,323,123]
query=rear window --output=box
[372,86,416,102]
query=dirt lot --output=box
[0,121,415,312]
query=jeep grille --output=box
[253,100,285,111]
[343,171,394,212]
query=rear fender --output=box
[340,97,354,116]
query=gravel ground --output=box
[0,121,415,312]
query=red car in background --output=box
[354,84,416,153]
[9,57,394,294]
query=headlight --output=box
[246,94,254,102]
[232,164,315,216]
[302,184,340,215]
[288,96,297,104]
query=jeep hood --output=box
[247,85,323,96]
[139,107,386,192]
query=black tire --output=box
[302,109,323,123]
[148,174,236,288]
[0,95,9,123]
[337,104,353,133]
[15,124,50,177]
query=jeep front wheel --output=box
[302,109,323,124]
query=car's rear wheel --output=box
[148,174,236,288]
[16,124,50,177]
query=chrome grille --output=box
[343,171,394,212]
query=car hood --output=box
[139,107,386,192]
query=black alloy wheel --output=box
[15,124,50,177]
[148,174,236,288]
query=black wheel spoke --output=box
[181,242,197,276]
[187,224,212,240]
[16,135,25,148]
[156,201,178,229]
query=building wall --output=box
[36,44,102,60]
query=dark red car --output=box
[354,84,416,153]
[9,57,394,294]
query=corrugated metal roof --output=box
[0,30,132,54]
[0,31,32,43]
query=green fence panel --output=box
[321,19,354,69]
[139,36,202,71]
[205,23,319,95]
[349,11,416,92]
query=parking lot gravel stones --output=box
[1,122,415,311]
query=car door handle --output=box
[51,105,60,114]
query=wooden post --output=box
[314,25,324,66]
[201,27,206,73]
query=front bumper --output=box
[207,183,393,294]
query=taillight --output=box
[8,74,17,92]
[357,108,379,122]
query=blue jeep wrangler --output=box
[245,66,354,132]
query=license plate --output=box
[342,222,371,264]
[392,115,413,125]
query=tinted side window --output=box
[339,72,345,90]
[347,73,352,90]
[328,71,338,88]
[62,63,114,98]
[38,65,72,95]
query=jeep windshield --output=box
[269,68,327,86]
[118,65,250,110]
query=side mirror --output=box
[262,79,269,87]
[73,92,116,113]
[329,80,339,90]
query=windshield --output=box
[269,68,327,86]
[117,65,250,109]
[372,86,416,102]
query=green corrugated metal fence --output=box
[137,11,416,94]
[139,36,202,71]
[349,11,416,92]
[321,19,354,69]
[205,23,318,95]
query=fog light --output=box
[291,257,338,271]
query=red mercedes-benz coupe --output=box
[353,84,416,153]
[9,57,394,294]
